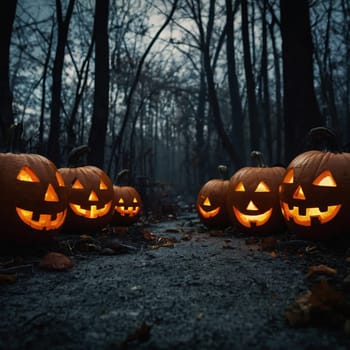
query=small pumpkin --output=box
[279,128,350,239]
[112,185,142,226]
[59,165,115,233]
[227,151,285,234]
[196,165,231,229]
[0,153,67,244]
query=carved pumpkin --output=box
[0,153,67,244]
[227,151,285,234]
[59,166,114,233]
[196,166,231,229]
[111,185,142,226]
[279,150,350,239]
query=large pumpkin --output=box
[58,166,114,233]
[279,150,350,239]
[111,185,142,226]
[227,151,285,234]
[196,166,231,229]
[0,153,67,244]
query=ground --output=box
[1,210,350,350]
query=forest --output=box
[0,0,349,199]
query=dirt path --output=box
[1,213,350,349]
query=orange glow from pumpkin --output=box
[197,205,220,219]
[88,191,99,201]
[17,166,40,182]
[44,184,59,202]
[280,202,341,226]
[69,201,112,219]
[293,185,306,200]
[313,170,337,187]
[233,206,272,227]
[281,169,341,227]
[255,181,270,192]
[115,197,141,217]
[16,208,67,230]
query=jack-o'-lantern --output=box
[59,166,114,233]
[227,151,285,234]
[111,185,142,226]
[0,153,67,244]
[279,150,350,239]
[196,165,231,229]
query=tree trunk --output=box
[0,0,17,150]
[241,0,260,152]
[47,0,75,166]
[87,0,110,169]
[225,0,244,167]
[280,0,323,162]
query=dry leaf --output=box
[260,237,278,251]
[39,252,73,271]
[142,230,157,241]
[0,273,17,284]
[126,322,151,343]
[286,279,350,328]
[306,264,337,278]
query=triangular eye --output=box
[72,179,84,189]
[203,197,211,206]
[56,171,65,187]
[283,169,294,184]
[17,166,40,182]
[118,198,125,204]
[133,197,138,203]
[255,181,270,192]
[313,170,337,187]
[234,182,245,191]
[99,179,108,190]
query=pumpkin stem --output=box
[251,150,266,167]
[307,126,338,152]
[115,169,130,185]
[217,165,228,179]
[67,145,90,167]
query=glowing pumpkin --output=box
[279,150,350,239]
[59,166,114,233]
[0,153,67,244]
[111,185,142,226]
[227,151,285,234]
[196,166,231,229]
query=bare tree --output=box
[0,0,17,150]
[47,0,75,166]
[241,0,260,151]
[225,0,244,166]
[280,0,323,162]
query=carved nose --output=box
[88,191,99,201]
[293,185,305,200]
[44,184,59,202]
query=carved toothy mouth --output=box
[233,207,272,228]
[280,201,341,226]
[16,208,67,230]
[197,205,220,219]
[115,206,141,217]
[69,201,112,219]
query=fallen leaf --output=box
[39,252,73,271]
[306,264,337,278]
[286,279,350,329]
[245,237,259,245]
[0,273,17,284]
[260,237,278,251]
[126,322,151,343]
[142,230,157,241]
[270,251,278,258]
[148,238,174,250]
